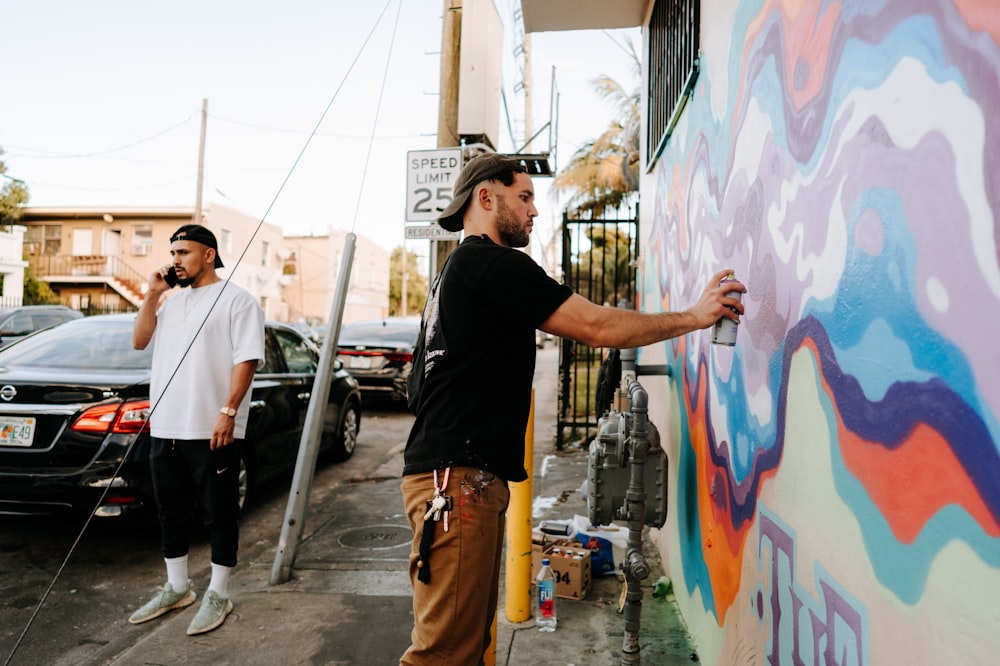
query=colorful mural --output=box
[642,1,1000,663]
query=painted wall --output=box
[639,1,1000,664]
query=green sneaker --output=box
[186,590,233,636]
[128,581,196,624]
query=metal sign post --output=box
[270,233,356,585]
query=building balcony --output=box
[29,254,147,308]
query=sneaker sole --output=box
[128,590,197,625]
[186,599,234,636]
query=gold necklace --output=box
[183,286,210,323]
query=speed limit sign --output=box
[406,148,463,222]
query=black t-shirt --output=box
[403,235,573,482]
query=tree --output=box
[552,39,641,217]
[575,226,636,307]
[0,148,51,304]
[22,257,60,305]
[389,246,427,317]
[0,147,29,227]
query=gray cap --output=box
[437,153,527,231]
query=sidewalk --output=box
[87,348,697,665]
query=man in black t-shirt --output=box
[399,153,745,666]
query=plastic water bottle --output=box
[536,558,557,632]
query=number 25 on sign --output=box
[406,149,462,222]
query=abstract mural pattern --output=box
[642,1,1000,663]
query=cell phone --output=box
[164,267,179,288]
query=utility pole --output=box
[400,243,408,317]
[434,0,462,274]
[523,34,539,261]
[523,33,532,153]
[194,98,208,225]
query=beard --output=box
[495,196,531,248]
[175,268,199,288]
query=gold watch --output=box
[219,406,237,417]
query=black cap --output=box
[437,153,527,232]
[170,224,224,268]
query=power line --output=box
[5,113,198,159]
[350,0,402,234]
[208,113,424,140]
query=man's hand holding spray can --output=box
[712,273,744,346]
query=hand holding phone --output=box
[163,267,179,288]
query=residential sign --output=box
[404,224,462,240]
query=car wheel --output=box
[329,402,359,462]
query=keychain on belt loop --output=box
[424,467,453,532]
[435,467,451,532]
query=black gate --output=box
[557,207,639,450]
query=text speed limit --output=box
[406,148,462,221]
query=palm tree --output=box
[552,39,641,217]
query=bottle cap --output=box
[541,558,550,566]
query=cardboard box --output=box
[531,538,592,600]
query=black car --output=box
[0,314,361,518]
[0,305,83,349]
[336,317,420,403]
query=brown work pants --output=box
[399,467,510,666]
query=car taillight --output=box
[384,352,413,363]
[114,400,152,433]
[72,400,151,435]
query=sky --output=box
[1,0,640,259]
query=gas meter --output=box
[587,391,669,528]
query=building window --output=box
[261,240,269,267]
[132,224,153,256]
[25,224,62,256]
[219,229,232,253]
[647,0,700,167]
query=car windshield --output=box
[340,320,419,344]
[0,318,153,370]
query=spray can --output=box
[539,521,573,537]
[711,273,742,346]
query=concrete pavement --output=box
[84,347,698,665]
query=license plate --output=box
[347,356,372,370]
[0,417,36,447]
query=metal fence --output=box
[557,207,639,450]
[0,295,137,316]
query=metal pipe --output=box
[621,380,650,665]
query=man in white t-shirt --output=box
[130,224,265,636]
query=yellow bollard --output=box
[484,612,497,666]
[504,389,534,623]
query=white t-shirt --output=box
[149,280,265,440]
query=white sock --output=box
[165,555,188,592]
[208,563,232,599]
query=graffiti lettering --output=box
[757,512,868,665]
